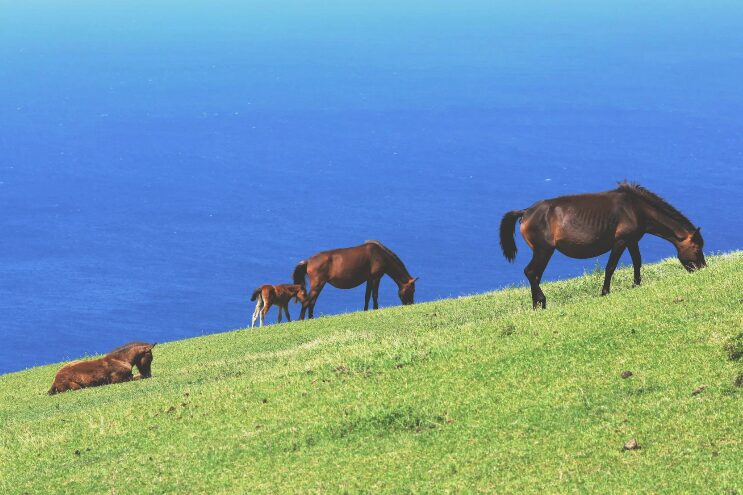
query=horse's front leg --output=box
[110,369,134,385]
[628,242,642,286]
[602,241,627,296]
[284,305,292,322]
[364,281,372,311]
[524,247,554,309]
[371,278,381,310]
[277,305,283,323]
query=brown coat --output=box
[48,342,155,394]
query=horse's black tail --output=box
[293,261,308,288]
[250,287,262,301]
[500,210,525,262]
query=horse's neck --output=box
[107,351,135,367]
[641,203,691,244]
[382,253,411,286]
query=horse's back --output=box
[522,190,639,257]
[305,243,375,288]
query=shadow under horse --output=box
[500,182,706,309]
[48,342,156,394]
[293,240,418,319]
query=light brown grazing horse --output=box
[48,342,156,395]
[500,182,706,309]
[293,240,418,319]
[250,284,307,328]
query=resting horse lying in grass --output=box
[500,182,706,309]
[48,342,156,395]
[250,284,306,328]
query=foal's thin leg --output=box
[524,247,554,309]
[602,241,627,296]
[284,305,292,322]
[628,242,642,286]
[251,298,262,328]
[262,302,272,326]
[277,306,283,323]
[364,282,372,311]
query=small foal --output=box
[250,284,306,328]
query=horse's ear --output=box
[149,343,157,349]
[412,277,419,283]
[692,227,702,241]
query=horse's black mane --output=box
[616,182,695,229]
[365,240,411,277]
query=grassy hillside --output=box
[1,253,742,494]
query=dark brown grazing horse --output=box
[250,284,307,327]
[500,182,706,309]
[48,342,156,395]
[293,240,418,319]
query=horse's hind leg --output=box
[524,247,554,309]
[284,305,292,322]
[277,305,283,323]
[364,282,372,311]
[307,281,326,319]
[261,301,272,327]
[628,242,642,286]
[601,241,627,296]
[251,298,263,328]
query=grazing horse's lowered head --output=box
[676,227,706,272]
[398,277,419,305]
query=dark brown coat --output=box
[500,182,705,309]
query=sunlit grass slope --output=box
[1,253,742,494]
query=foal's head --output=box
[677,227,706,271]
[293,285,307,304]
[109,342,156,378]
[398,277,418,305]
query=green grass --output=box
[1,253,742,494]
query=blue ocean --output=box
[2,1,742,374]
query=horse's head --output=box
[398,277,418,305]
[677,227,706,272]
[111,342,156,378]
[135,343,156,378]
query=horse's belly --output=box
[555,238,612,259]
[329,277,366,290]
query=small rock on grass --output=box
[692,385,706,396]
[623,439,641,451]
[621,371,633,379]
